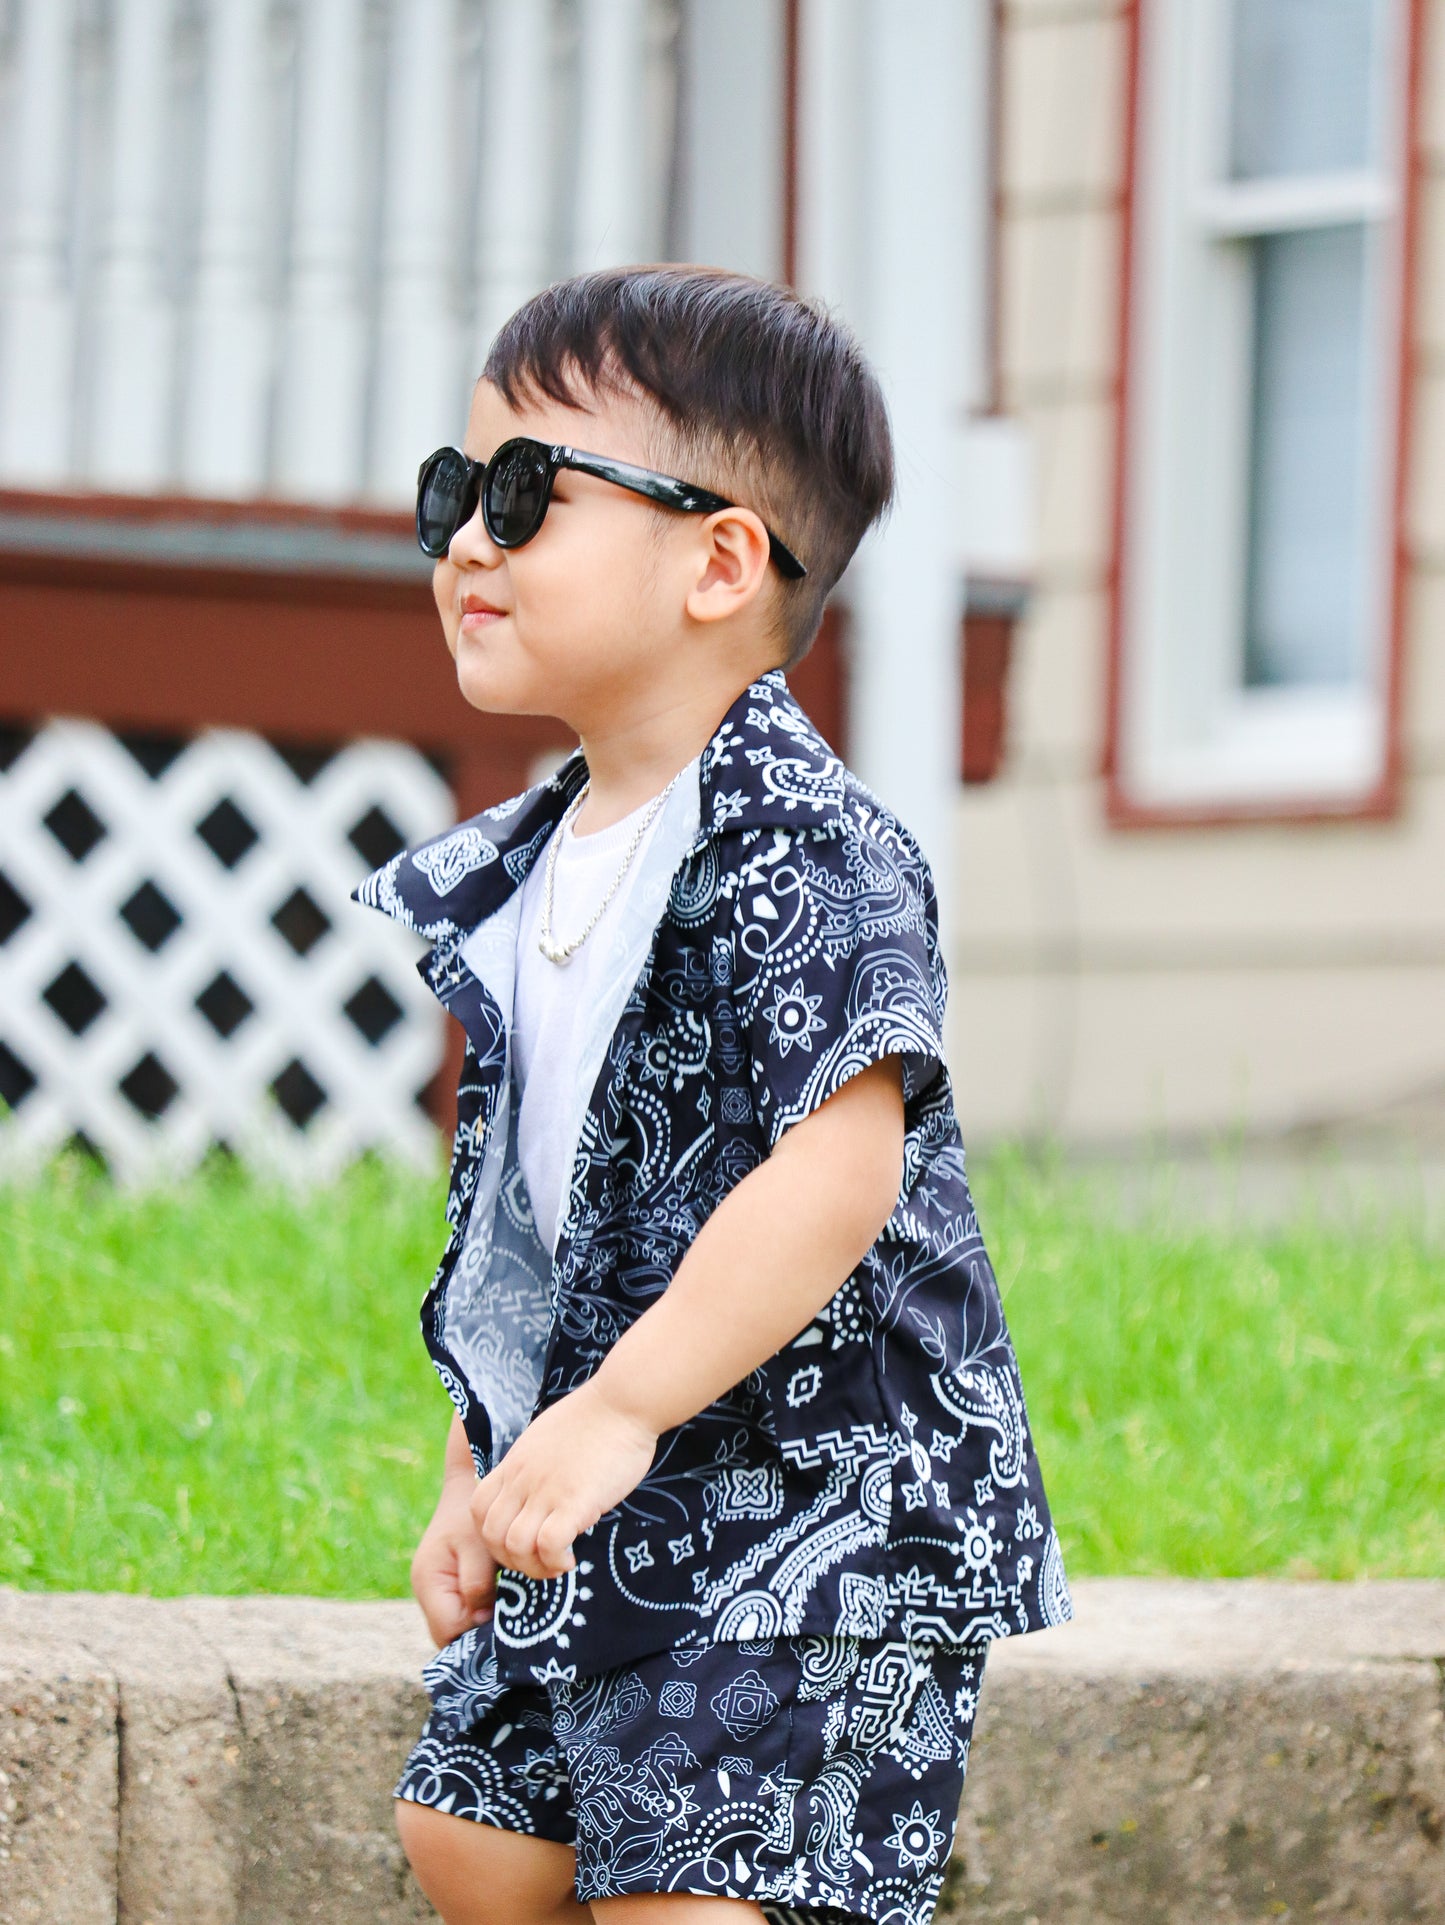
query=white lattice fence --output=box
[0,719,454,1186]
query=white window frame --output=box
[1115,0,1412,812]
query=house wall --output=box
[951,0,1445,1146]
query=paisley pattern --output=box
[413,824,501,895]
[352,667,1072,1685]
[395,1613,989,1925]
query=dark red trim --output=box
[0,484,413,538]
[1102,0,1423,829]
[782,0,800,287]
[0,570,551,756]
[960,607,1015,783]
[0,544,425,606]
[1379,0,1429,821]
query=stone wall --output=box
[1,1580,1441,1923]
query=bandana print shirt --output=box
[352,667,1073,1685]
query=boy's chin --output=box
[454,653,558,721]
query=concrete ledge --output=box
[1,1580,1440,1924]
[957,1579,1444,1923]
[0,1591,435,1924]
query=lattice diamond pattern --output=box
[0,719,454,1186]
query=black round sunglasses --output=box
[415,436,807,579]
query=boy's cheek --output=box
[432,566,458,652]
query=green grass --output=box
[979,1149,1444,1581]
[1,1143,1440,1597]
[0,1148,448,1597]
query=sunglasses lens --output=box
[484,441,551,546]
[417,449,473,556]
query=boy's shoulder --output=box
[705,675,941,955]
[708,673,931,868]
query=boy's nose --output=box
[447,503,500,567]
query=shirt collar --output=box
[350,665,849,944]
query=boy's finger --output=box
[535,1515,577,1573]
[525,1545,571,1582]
[471,1464,517,1521]
[435,1600,472,1645]
[411,1564,469,1644]
[502,1497,550,1563]
[456,1536,496,1615]
[476,1484,524,1557]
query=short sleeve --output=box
[729,826,949,1154]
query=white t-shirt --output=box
[513,753,703,1258]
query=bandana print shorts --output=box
[394,1615,989,1925]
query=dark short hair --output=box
[479,265,895,669]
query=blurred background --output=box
[0,0,1439,1202]
[1,1,1440,1608]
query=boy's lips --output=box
[460,596,508,628]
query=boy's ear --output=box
[683,506,773,626]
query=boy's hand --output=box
[468,1063,904,1587]
[411,1469,499,1648]
[471,1381,658,1581]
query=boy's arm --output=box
[471,1053,905,1580]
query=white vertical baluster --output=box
[89,0,178,488]
[673,0,785,279]
[573,0,650,272]
[181,0,271,497]
[472,0,555,366]
[369,0,461,502]
[0,0,78,483]
[274,0,367,501]
[823,0,974,939]
[796,0,866,323]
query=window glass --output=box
[1242,224,1370,688]
[1229,0,1380,178]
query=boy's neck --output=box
[571,660,778,833]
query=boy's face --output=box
[433,379,777,730]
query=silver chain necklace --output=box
[538,769,684,965]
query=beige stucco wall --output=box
[947,0,1445,1146]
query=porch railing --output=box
[0,0,683,506]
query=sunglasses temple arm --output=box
[557,448,706,511]
[558,447,806,577]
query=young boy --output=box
[352,265,1072,1925]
